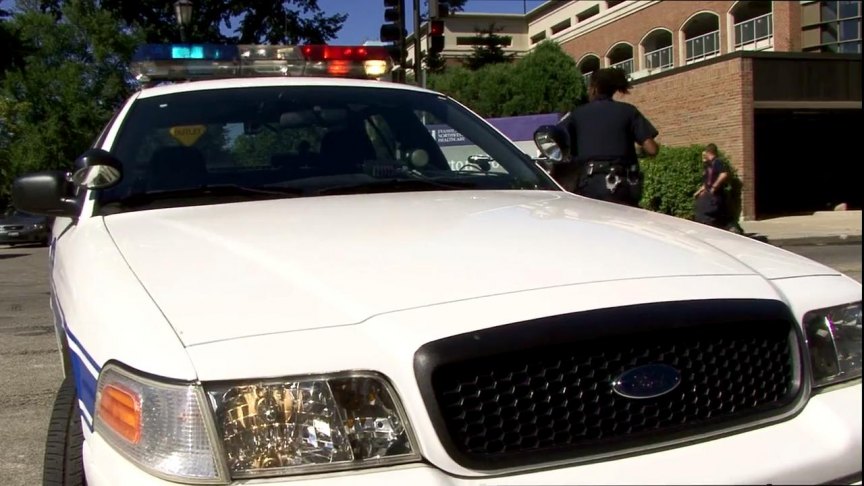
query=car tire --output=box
[43,376,86,486]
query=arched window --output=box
[641,28,674,71]
[577,54,601,85]
[606,43,634,75]
[681,11,721,64]
[731,1,773,50]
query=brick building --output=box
[407,1,862,219]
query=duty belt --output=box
[584,160,641,192]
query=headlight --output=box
[31,223,45,230]
[206,372,419,479]
[803,301,862,388]
[94,365,229,483]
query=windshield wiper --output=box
[115,184,303,207]
[313,177,478,196]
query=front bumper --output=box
[83,382,862,485]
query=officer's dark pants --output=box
[694,192,729,228]
[578,173,642,207]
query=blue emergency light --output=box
[171,45,204,59]
[132,44,238,62]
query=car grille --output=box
[414,299,803,470]
[1,225,25,231]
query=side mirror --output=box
[533,125,571,163]
[71,149,123,190]
[11,171,79,218]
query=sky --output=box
[318,0,548,44]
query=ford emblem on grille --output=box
[611,364,681,399]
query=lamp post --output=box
[174,0,193,43]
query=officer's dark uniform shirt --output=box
[560,95,658,165]
[703,158,727,187]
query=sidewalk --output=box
[740,210,862,246]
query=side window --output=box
[415,110,509,174]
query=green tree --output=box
[1,9,24,77]
[41,0,347,44]
[463,23,514,71]
[0,1,140,203]
[427,41,585,118]
[503,40,585,115]
[423,49,446,74]
[421,0,465,20]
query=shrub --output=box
[639,145,742,222]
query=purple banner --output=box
[487,113,560,142]
[427,113,560,146]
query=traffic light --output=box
[429,19,445,55]
[429,0,449,19]
[380,0,406,44]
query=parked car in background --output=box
[0,207,52,246]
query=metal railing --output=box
[685,30,720,64]
[582,71,593,85]
[610,58,634,74]
[734,12,773,49]
[643,45,673,70]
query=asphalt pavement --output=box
[0,243,860,485]
[0,246,62,486]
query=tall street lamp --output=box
[174,0,193,42]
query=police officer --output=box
[556,67,659,206]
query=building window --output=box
[642,29,674,71]
[457,36,513,46]
[809,1,862,53]
[644,45,673,70]
[577,5,600,23]
[682,12,721,64]
[734,13,773,49]
[686,31,720,62]
[732,1,773,51]
[551,18,572,35]
[607,1,624,8]
[607,43,634,75]
[530,31,547,44]
[578,55,600,85]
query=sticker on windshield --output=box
[169,125,207,146]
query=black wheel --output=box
[43,375,86,486]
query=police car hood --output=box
[103,190,838,346]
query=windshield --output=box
[97,86,557,213]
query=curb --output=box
[764,235,863,247]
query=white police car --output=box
[13,44,862,485]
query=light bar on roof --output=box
[129,43,394,85]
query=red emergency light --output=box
[301,45,391,62]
